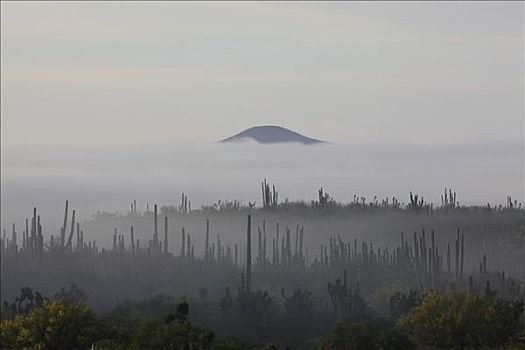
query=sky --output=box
[1,2,524,224]
[1,1,524,146]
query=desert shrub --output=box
[0,299,105,350]
[315,320,414,350]
[397,289,524,349]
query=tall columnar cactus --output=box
[180,193,190,213]
[130,226,135,254]
[408,192,425,211]
[25,219,29,251]
[263,229,267,266]
[217,234,221,260]
[455,229,460,278]
[205,219,210,261]
[65,210,76,250]
[153,204,158,252]
[285,227,291,266]
[460,231,465,277]
[441,188,458,208]
[37,214,43,260]
[318,187,334,207]
[299,227,304,261]
[261,179,278,209]
[180,228,186,257]
[164,216,168,254]
[187,233,191,259]
[61,200,69,248]
[11,223,17,256]
[257,226,262,265]
[275,223,280,265]
[29,208,37,262]
[447,243,451,277]
[235,243,238,267]
[246,214,252,295]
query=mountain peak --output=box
[221,125,324,145]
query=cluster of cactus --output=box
[267,223,306,271]
[281,288,313,317]
[203,219,237,265]
[98,185,525,215]
[2,287,44,316]
[464,270,522,301]
[180,193,191,213]
[256,222,267,266]
[130,199,138,215]
[349,194,401,210]
[221,286,233,316]
[313,227,472,291]
[441,188,458,208]
[235,287,272,317]
[381,196,400,208]
[412,229,464,286]
[1,207,47,265]
[317,187,334,207]
[179,226,195,260]
[53,283,87,303]
[111,189,523,216]
[2,200,523,312]
[57,200,83,252]
[507,196,519,209]
[245,214,252,295]
[389,289,420,320]
[0,211,503,291]
[201,199,256,212]
[233,216,274,316]
[352,195,368,206]
[261,179,278,209]
[408,192,425,210]
[327,270,369,321]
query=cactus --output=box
[327,270,369,321]
[181,227,186,258]
[130,226,135,254]
[164,216,168,254]
[408,192,425,210]
[281,288,313,316]
[65,210,76,250]
[113,228,117,251]
[205,219,210,262]
[154,204,158,252]
[257,226,262,265]
[187,233,191,259]
[61,200,69,247]
[318,187,334,207]
[261,179,278,209]
[246,214,252,295]
[235,243,238,267]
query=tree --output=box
[389,289,420,321]
[98,302,216,350]
[211,336,250,350]
[315,320,414,350]
[0,299,104,350]
[397,289,524,349]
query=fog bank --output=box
[1,140,523,226]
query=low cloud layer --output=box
[2,140,523,227]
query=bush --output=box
[315,320,414,350]
[0,299,104,350]
[397,289,524,349]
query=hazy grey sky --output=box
[1,1,523,146]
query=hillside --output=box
[221,125,324,144]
